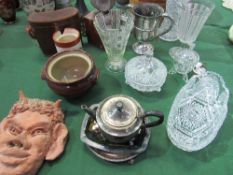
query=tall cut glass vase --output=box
[94,9,134,73]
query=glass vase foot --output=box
[160,34,178,42]
[105,59,127,73]
[132,42,154,55]
[169,47,200,76]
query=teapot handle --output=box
[81,104,97,120]
[140,111,164,128]
[155,13,174,38]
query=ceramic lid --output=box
[99,95,138,129]
[125,55,167,92]
[28,7,78,24]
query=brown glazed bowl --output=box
[41,49,99,98]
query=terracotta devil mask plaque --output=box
[0,92,68,175]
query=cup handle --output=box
[155,13,174,38]
[139,111,164,128]
[26,25,36,39]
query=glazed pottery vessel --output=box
[41,49,99,98]
[53,27,82,53]
[0,0,16,24]
[27,7,81,55]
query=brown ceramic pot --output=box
[27,7,81,55]
[41,49,99,98]
[0,0,16,24]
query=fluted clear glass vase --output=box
[94,9,134,73]
[169,0,215,81]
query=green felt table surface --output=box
[0,0,233,174]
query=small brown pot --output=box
[27,7,81,55]
[41,49,99,98]
[0,0,16,24]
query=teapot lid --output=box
[98,95,139,129]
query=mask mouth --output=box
[0,151,29,166]
[0,148,30,159]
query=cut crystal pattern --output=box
[167,71,229,152]
[125,55,167,92]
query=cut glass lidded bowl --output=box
[167,63,230,152]
[125,55,167,92]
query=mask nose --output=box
[7,140,23,148]
[7,134,31,150]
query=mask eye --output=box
[31,128,47,136]
[8,126,21,135]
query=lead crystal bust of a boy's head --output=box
[0,91,68,175]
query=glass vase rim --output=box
[93,10,134,32]
[174,0,215,11]
[132,2,165,19]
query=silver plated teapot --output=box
[81,94,164,143]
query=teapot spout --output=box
[81,105,96,119]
